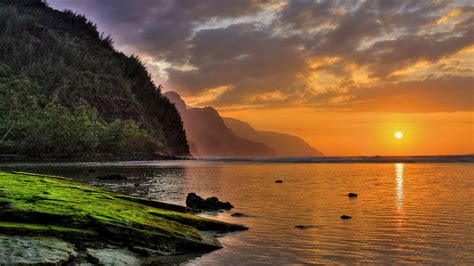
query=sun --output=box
[394,131,403,139]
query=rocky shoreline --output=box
[0,171,247,264]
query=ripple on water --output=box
[2,162,473,264]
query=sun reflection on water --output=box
[395,163,404,210]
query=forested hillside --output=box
[0,0,189,157]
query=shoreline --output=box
[0,153,195,163]
[1,154,472,165]
[0,171,247,264]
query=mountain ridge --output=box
[223,117,324,157]
[164,91,275,157]
[164,91,323,157]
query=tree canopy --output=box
[0,0,189,157]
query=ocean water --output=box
[2,160,473,264]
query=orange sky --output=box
[219,108,473,156]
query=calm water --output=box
[2,161,473,264]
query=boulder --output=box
[348,193,358,198]
[340,215,352,220]
[186,193,234,211]
[275,180,283,183]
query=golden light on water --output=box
[395,163,404,210]
[394,131,403,139]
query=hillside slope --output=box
[224,117,324,157]
[0,0,189,157]
[164,92,275,157]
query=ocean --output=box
[2,159,473,264]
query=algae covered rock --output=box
[0,234,77,265]
[0,171,247,257]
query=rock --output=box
[340,215,352,220]
[231,213,249,217]
[88,169,96,173]
[0,171,247,255]
[275,180,283,183]
[348,193,358,198]
[0,235,77,265]
[96,174,127,180]
[295,225,319,229]
[87,248,140,266]
[186,193,234,211]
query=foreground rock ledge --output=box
[0,171,247,263]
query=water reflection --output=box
[395,163,404,210]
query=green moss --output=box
[0,171,246,253]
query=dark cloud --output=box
[48,0,271,62]
[168,23,307,104]
[47,0,474,112]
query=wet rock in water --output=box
[96,174,127,180]
[0,235,77,265]
[295,225,319,229]
[87,248,140,265]
[348,193,358,198]
[186,193,234,211]
[231,213,249,217]
[88,169,96,173]
[275,180,283,183]
[340,215,352,220]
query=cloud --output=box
[47,0,474,112]
[334,76,474,112]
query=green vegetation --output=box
[0,0,189,157]
[0,171,246,253]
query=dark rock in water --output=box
[186,193,234,211]
[134,183,140,187]
[340,215,352,220]
[231,213,249,217]
[275,180,283,183]
[295,225,319,229]
[348,193,358,198]
[96,174,127,180]
[88,169,96,173]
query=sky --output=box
[48,0,474,156]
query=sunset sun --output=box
[394,131,403,139]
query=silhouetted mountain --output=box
[164,92,275,157]
[224,117,324,157]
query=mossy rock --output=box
[0,171,247,254]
